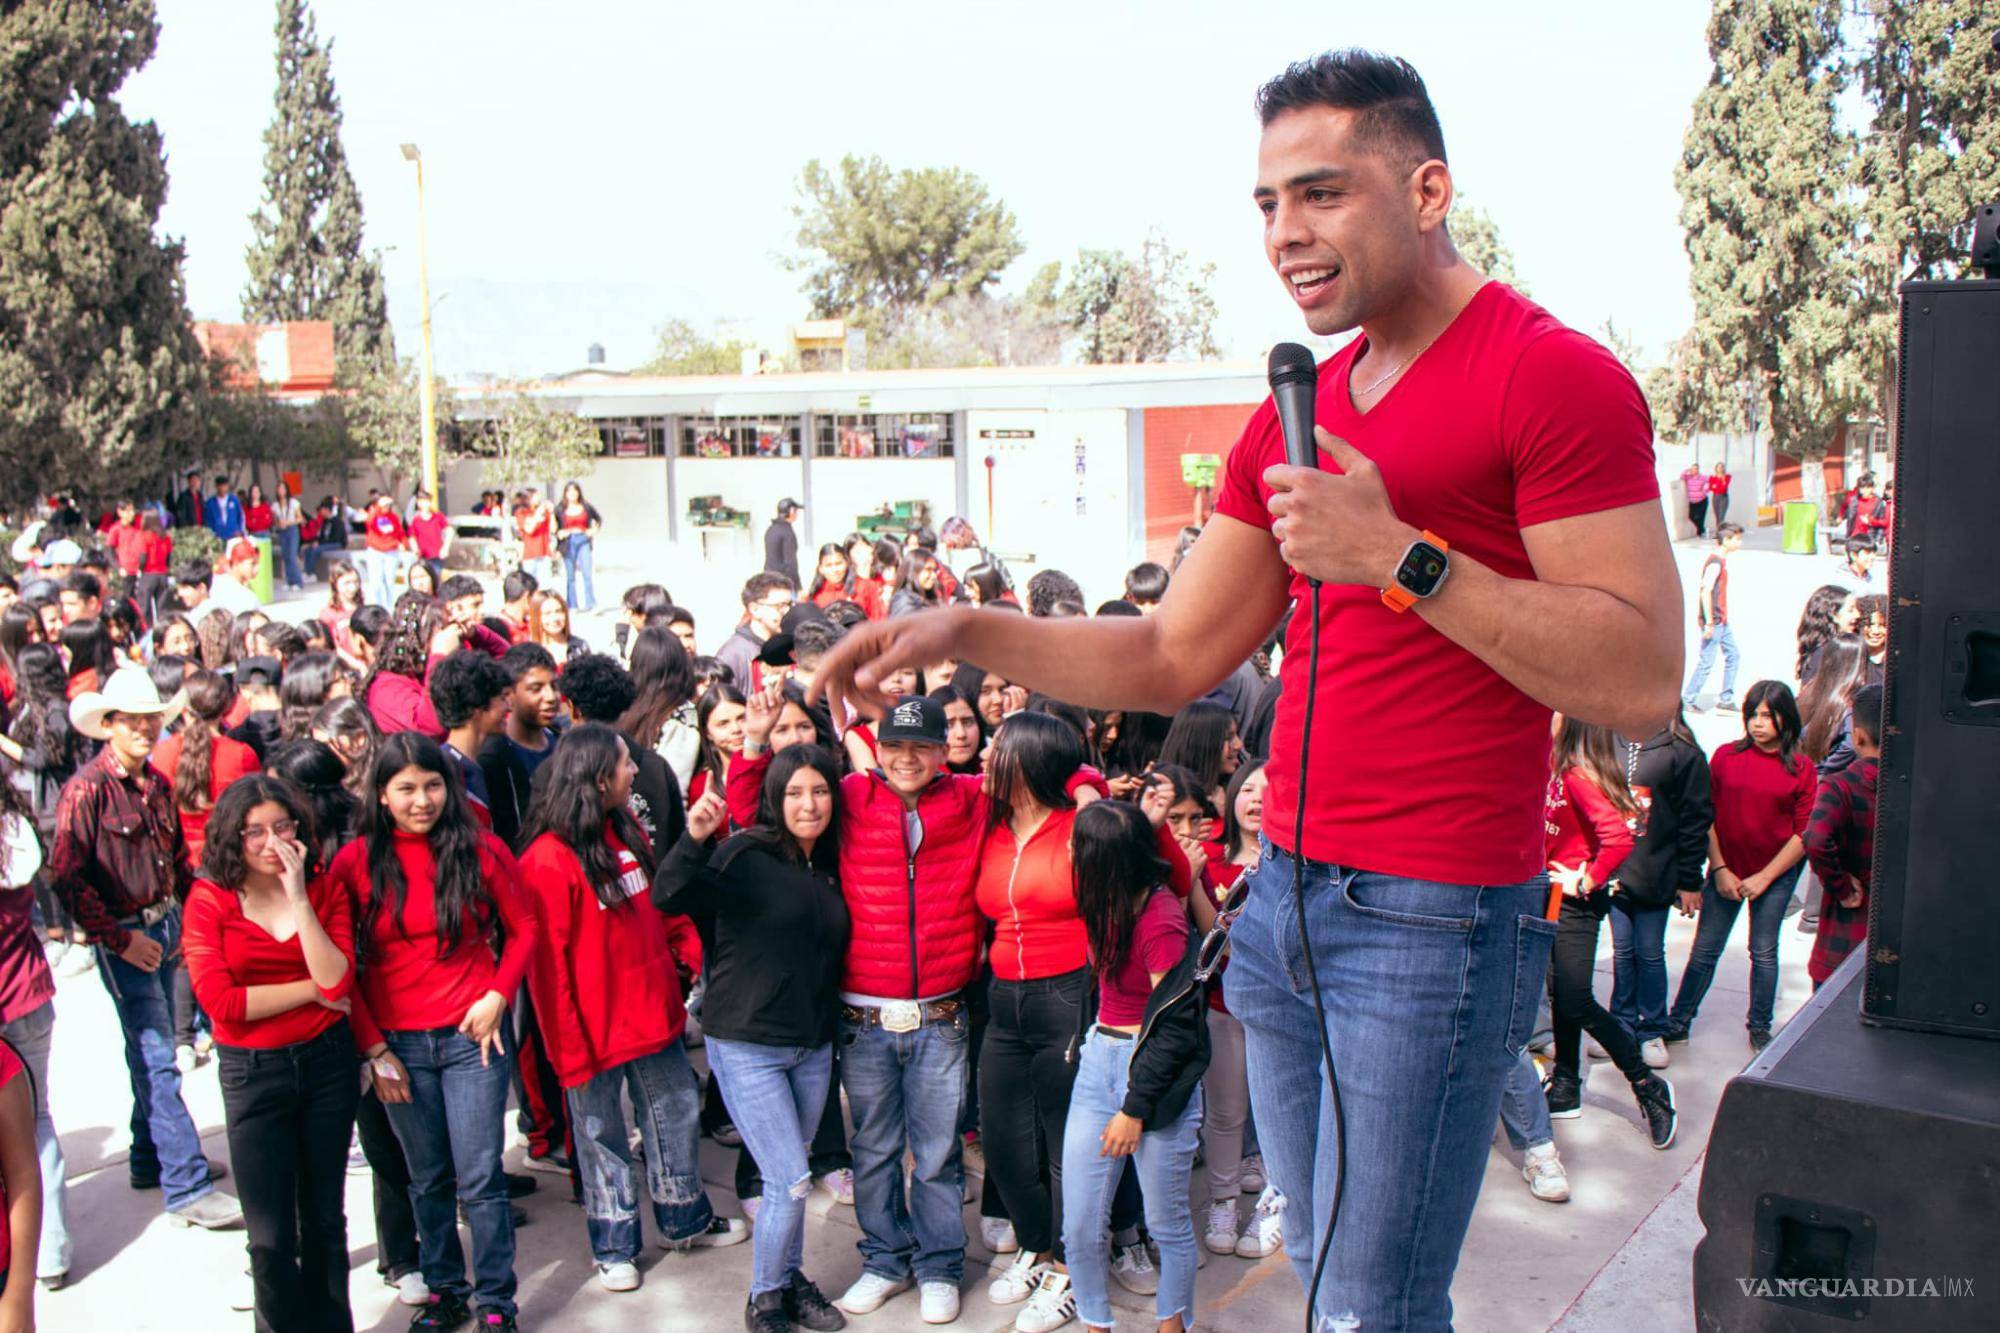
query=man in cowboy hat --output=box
[47,668,244,1229]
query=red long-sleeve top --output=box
[1543,768,1635,894]
[517,827,703,1088]
[330,829,538,1051]
[150,731,262,867]
[182,875,356,1049]
[1708,743,1817,876]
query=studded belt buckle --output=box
[880,1000,922,1033]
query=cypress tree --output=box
[0,0,207,507]
[241,0,393,380]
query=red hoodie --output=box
[332,829,537,1051]
[517,827,703,1088]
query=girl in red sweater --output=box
[331,732,537,1333]
[183,776,356,1332]
[1539,718,1678,1149]
[150,670,262,868]
[1668,681,1817,1051]
[515,726,741,1293]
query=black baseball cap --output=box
[759,602,831,667]
[875,694,946,746]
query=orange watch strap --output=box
[1381,531,1449,613]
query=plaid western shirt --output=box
[47,746,192,952]
[1804,757,1877,986]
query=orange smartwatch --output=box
[1381,531,1451,613]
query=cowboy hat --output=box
[70,667,186,741]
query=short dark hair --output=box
[792,620,843,666]
[428,650,512,727]
[661,603,695,628]
[1856,472,1878,489]
[174,563,211,590]
[1123,562,1170,605]
[556,653,636,723]
[1096,599,1143,617]
[622,583,673,617]
[1254,49,1447,169]
[349,603,392,649]
[820,600,869,630]
[741,571,793,606]
[60,571,102,602]
[499,641,557,682]
[1849,683,1885,742]
[1717,521,1745,540]
[503,569,538,602]
[439,574,483,603]
[1026,569,1084,618]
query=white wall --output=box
[806,459,956,554]
[970,408,1132,606]
[672,457,805,549]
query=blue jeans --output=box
[361,549,408,607]
[1495,1050,1554,1153]
[276,527,303,589]
[1228,838,1554,1330]
[1061,1029,1202,1329]
[1683,622,1740,705]
[381,1028,517,1316]
[1609,898,1672,1041]
[523,556,557,590]
[94,913,215,1210]
[839,1011,969,1284]
[565,1044,715,1263]
[0,1002,71,1275]
[707,1037,833,1296]
[562,534,596,610]
[1670,865,1803,1034]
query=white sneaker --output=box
[919,1280,961,1324]
[981,1216,1019,1254]
[395,1271,431,1306]
[1521,1143,1571,1203]
[1585,1035,1610,1060]
[1240,1151,1267,1193]
[1110,1241,1157,1294]
[741,1195,761,1228]
[596,1260,641,1291]
[660,1214,749,1249]
[175,1044,197,1075]
[1014,1268,1075,1333]
[1236,1186,1285,1258]
[836,1271,912,1314]
[1204,1197,1241,1255]
[1641,1038,1670,1069]
[815,1167,855,1205]
[987,1249,1045,1305]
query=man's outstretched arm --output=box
[810,515,1292,724]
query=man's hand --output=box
[118,932,164,972]
[809,609,967,725]
[1263,429,1418,588]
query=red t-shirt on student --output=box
[516,506,552,560]
[182,874,356,1049]
[410,512,450,560]
[1211,282,1659,885]
[1096,888,1189,1026]
[365,510,406,552]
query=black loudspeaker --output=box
[1693,952,2000,1329]
[1866,277,2000,1039]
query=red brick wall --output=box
[1141,404,1261,563]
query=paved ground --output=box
[31,520,1863,1330]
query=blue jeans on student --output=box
[1061,1029,1202,1330]
[0,1002,71,1276]
[95,912,215,1210]
[276,526,303,589]
[565,1044,715,1263]
[359,549,407,608]
[1669,865,1803,1035]
[839,1011,969,1285]
[707,1037,833,1297]
[1683,622,1741,706]
[1609,898,1672,1041]
[1495,1050,1554,1153]
[1227,836,1554,1331]
[562,534,596,610]
[381,1027,517,1317]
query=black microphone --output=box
[1267,342,1321,471]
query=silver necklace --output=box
[1354,333,1440,398]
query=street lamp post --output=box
[400,143,440,503]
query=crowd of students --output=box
[0,492,1890,1332]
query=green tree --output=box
[466,391,601,491]
[241,0,393,381]
[1851,0,2000,444]
[790,156,1025,321]
[1673,0,1865,506]
[199,347,348,484]
[636,318,755,376]
[870,281,1067,370]
[1450,197,1527,292]
[0,0,207,508]
[1052,233,1219,364]
[331,357,455,496]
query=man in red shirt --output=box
[408,491,453,587]
[107,499,149,579]
[360,493,411,607]
[812,51,1680,1329]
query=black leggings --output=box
[353,1088,420,1281]
[1551,894,1646,1080]
[1687,498,1710,537]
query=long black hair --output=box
[1734,679,1805,774]
[356,732,494,962]
[279,651,344,742]
[1072,799,1171,984]
[734,742,843,875]
[1157,699,1237,796]
[1217,758,1267,861]
[617,625,697,749]
[264,739,359,856]
[198,774,322,889]
[1099,707,1174,780]
[693,682,747,793]
[364,596,446,703]
[59,617,116,681]
[1795,585,1852,680]
[985,711,1084,829]
[6,644,80,780]
[517,724,650,908]
[806,542,855,601]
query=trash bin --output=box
[248,536,275,602]
[1781,500,1819,555]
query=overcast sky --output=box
[122,0,1714,379]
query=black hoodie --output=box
[1611,727,1713,909]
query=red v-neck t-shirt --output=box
[1211,282,1659,885]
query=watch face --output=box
[1396,541,1449,597]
